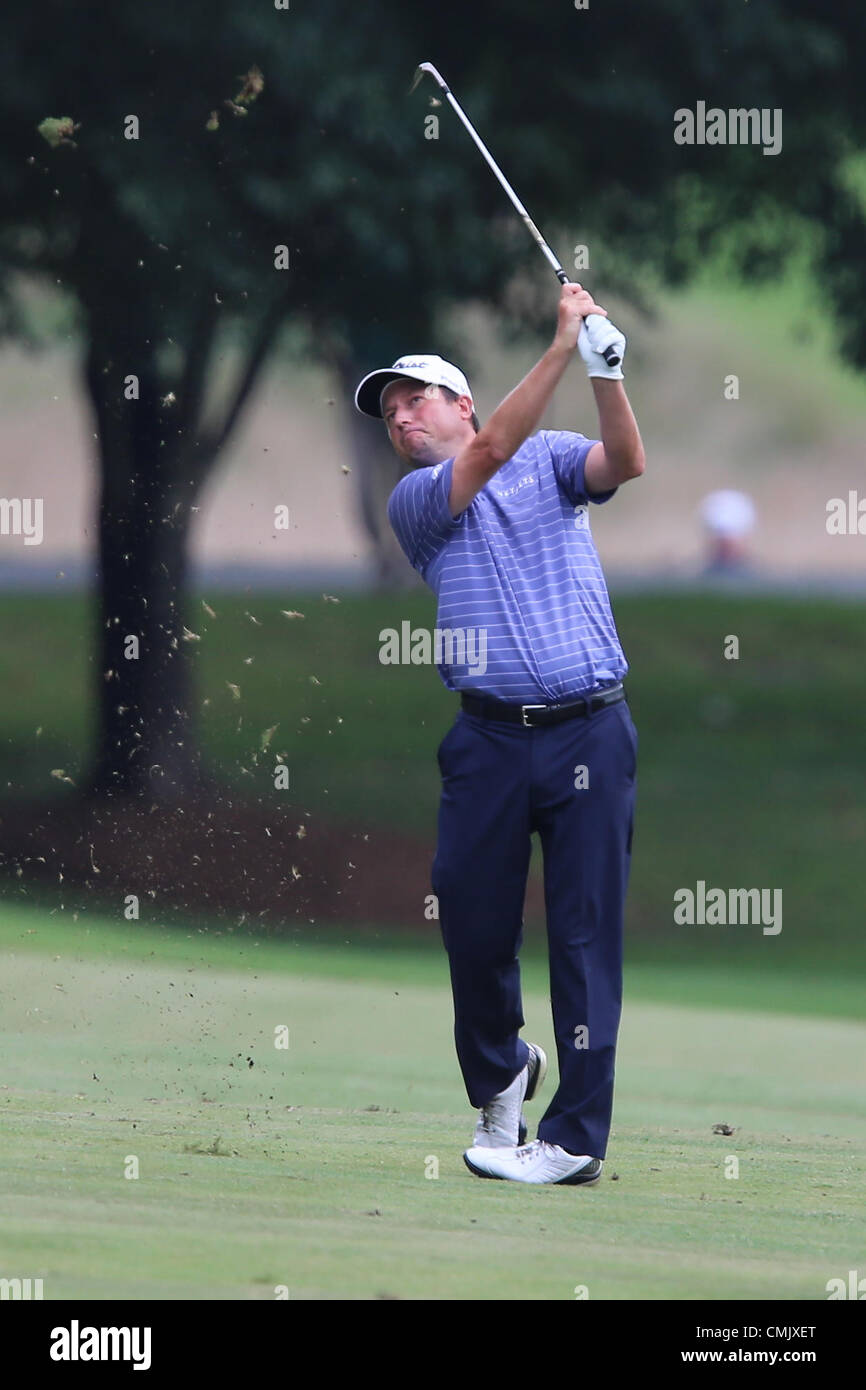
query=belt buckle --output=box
[521,704,547,727]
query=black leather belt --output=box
[460,683,625,728]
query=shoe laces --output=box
[515,1141,565,1163]
[515,1140,544,1162]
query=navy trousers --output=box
[431,697,637,1160]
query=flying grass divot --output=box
[37,117,80,148]
[206,65,264,132]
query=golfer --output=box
[354,283,644,1185]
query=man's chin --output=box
[402,443,433,467]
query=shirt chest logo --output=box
[573,503,589,530]
[494,474,537,499]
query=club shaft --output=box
[416,64,620,367]
[440,88,566,281]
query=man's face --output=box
[381,378,474,467]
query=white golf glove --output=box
[578,313,626,380]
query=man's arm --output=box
[449,283,602,517]
[583,380,645,495]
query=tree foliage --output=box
[0,0,863,795]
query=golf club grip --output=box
[584,319,622,369]
[555,271,620,367]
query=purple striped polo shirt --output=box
[386,429,628,701]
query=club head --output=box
[410,61,447,95]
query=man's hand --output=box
[552,282,607,353]
[578,317,626,380]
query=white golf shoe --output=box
[464,1139,603,1185]
[471,1043,547,1149]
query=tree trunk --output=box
[82,320,212,800]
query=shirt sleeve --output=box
[541,429,616,506]
[387,456,461,575]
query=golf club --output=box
[411,61,621,368]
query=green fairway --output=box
[1,904,864,1300]
[2,589,865,965]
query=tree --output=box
[0,0,864,799]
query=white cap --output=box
[700,490,757,538]
[354,354,473,418]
